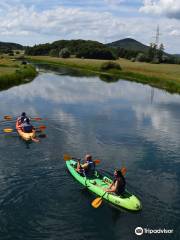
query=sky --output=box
[0,0,180,53]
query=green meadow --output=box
[0,56,37,91]
[27,56,180,94]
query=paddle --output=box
[3,125,46,133]
[38,133,47,138]
[91,192,106,208]
[63,154,101,165]
[4,115,45,121]
[91,166,127,209]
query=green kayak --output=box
[66,159,142,211]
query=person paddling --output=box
[21,118,33,133]
[76,154,95,178]
[22,118,39,142]
[17,112,27,126]
[104,169,126,195]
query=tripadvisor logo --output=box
[135,227,143,236]
[135,227,174,236]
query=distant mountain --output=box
[0,41,23,52]
[107,38,150,53]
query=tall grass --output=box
[0,65,37,91]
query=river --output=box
[0,65,179,240]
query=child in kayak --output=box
[76,154,95,177]
[104,169,126,195]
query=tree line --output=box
[24,39,180,64]
[25,40,116,60]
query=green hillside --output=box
[25,39,116,60]
[107,38,149,53]
[0,41,23,53]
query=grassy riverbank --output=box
[0,57,37,91]
[27,56,180,94]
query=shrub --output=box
[49,49,59,57]
[101,61,121,71]
[136,53,147,62]
[59,48,70,58]
[77,47,116,60]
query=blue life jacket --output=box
[85,160,95,177]
[22,122,33,133]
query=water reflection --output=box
[0,66,180,239]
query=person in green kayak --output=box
[76,154,95,177]
[104,169,126,195]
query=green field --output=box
[0,56,37,91]
[27,56,180,94]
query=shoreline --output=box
[0,62,37,91]
[27,56,180,94]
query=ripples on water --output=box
[0,67,180,239]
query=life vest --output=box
[113,175,126,195]
[22,122,33,133]
[85,160,95,177]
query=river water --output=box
[0,66,180,240]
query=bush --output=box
[77,47,116,60]
[101,61,121,71]
[136,53,147,62]
[59,48,70,58]
[49,49,59,57]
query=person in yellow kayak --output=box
[17,112,27,125]
[76,154,95,177]
[21,118,34,133]
[104,169,126,195]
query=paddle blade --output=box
[38,125,46,130]
[3,128,14,133]
[4,116,13,120]
[121,167,127,176]
[35,125,46,131]
[94,159,101,165]
[91,197,103,208]
[38,133,47,138]
[64,154,72,161]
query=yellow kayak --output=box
[16,120,36,141]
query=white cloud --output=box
[0,3,141,44]
[169,29,180,36]
[0,2,179,52]
[140,0,180,19]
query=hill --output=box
[107,38,149,53]
[0,41,23,53]
[25,39,116,60]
